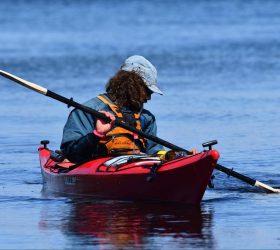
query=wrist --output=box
[93,129,106,138]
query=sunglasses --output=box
[146,87,153,96]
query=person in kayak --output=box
[60,55,167,163]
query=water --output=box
[1,0,280,249]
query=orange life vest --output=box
[97,95,146,155]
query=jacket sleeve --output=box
[60,99,107,162]
[141,110,164,154]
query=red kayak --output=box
[39,141,219,204]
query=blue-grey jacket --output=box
[60,95,164,162]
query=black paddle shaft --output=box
[216,164,256,186]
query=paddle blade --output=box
[0,70,47,95]
[255,181,280,193]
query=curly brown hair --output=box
[106,70,150,112]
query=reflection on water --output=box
[39,198,215,249]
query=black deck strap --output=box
[208,175,215,188]
[146,163,162,183]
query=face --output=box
[144,87,153,102]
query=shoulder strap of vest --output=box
[134,112,140,119]
[97,95,123,118]
[97,95,141,120]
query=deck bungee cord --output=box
[1,69,279,194]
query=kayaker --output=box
[61,55,167,163]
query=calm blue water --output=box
[1,0,280,249]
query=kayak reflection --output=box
[40,199,215,249]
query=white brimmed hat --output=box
[121,55,163,95]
